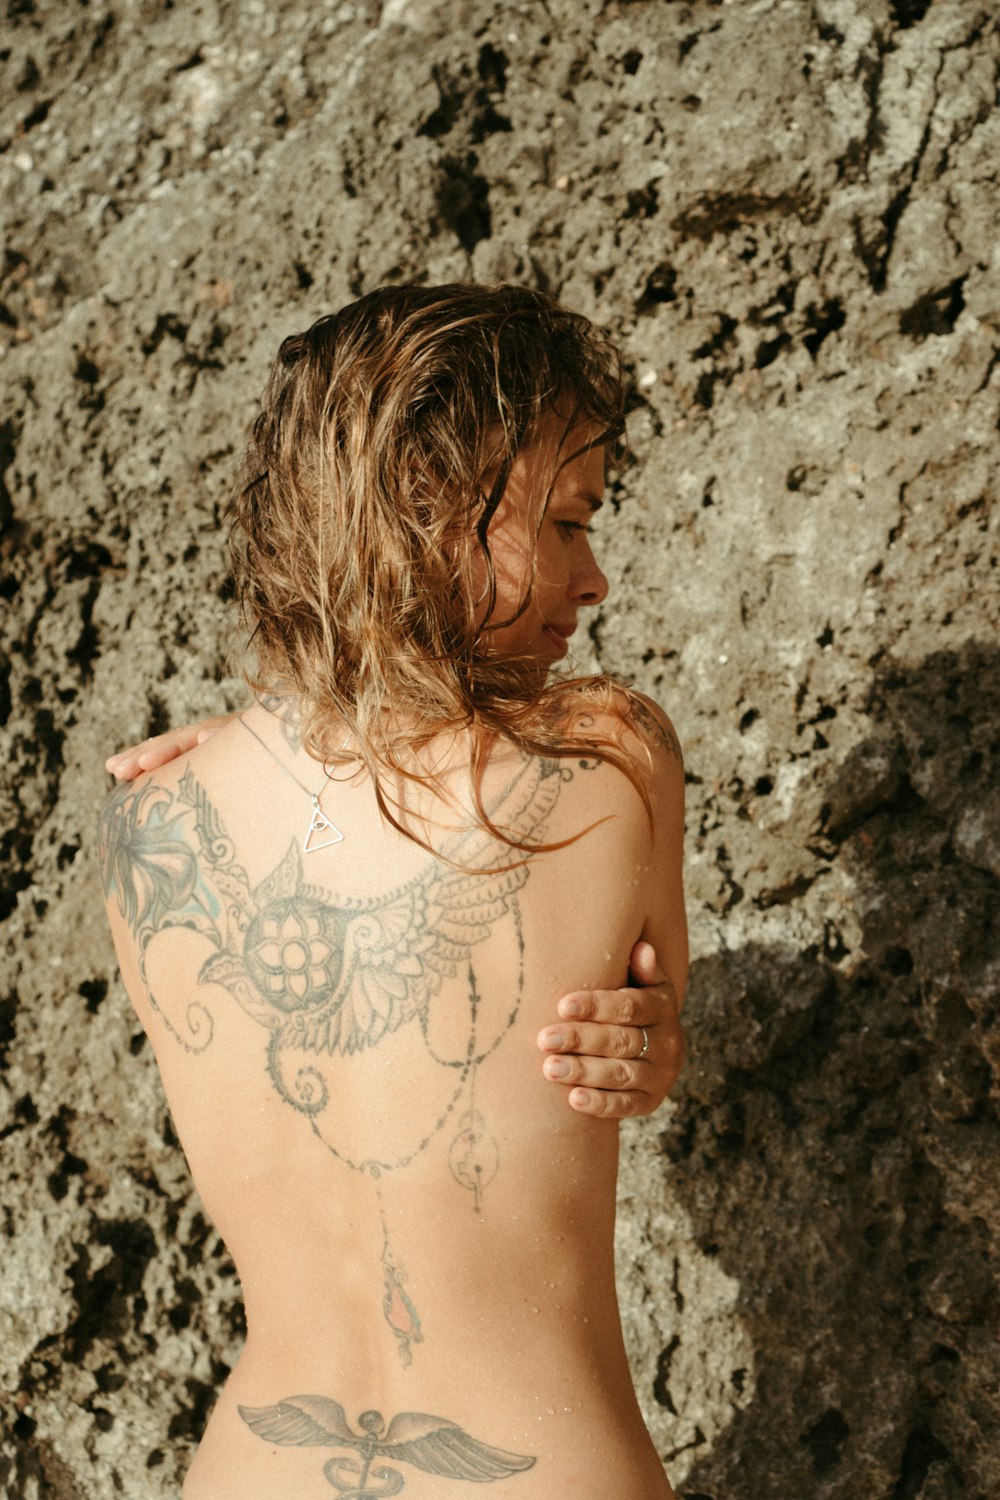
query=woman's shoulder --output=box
[97,738,215,841]
[580,686,684,843]
[548,681,683,778]
[516,682,684,851]
[616,688,683,767]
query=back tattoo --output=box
[98,752,573,1367]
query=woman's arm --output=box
[538,692,688,1118]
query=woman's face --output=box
[479,419,610,673]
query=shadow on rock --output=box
[671,641,999,1500]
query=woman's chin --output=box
[542,626,571,657]
[486,632,573,691]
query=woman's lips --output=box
[543,624,574,654]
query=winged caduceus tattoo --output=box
[239,1397,535,1495]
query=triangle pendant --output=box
[303,797,345,853]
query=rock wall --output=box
[1,1,997,1496]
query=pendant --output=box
[303,795,345,853]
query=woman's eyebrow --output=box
[572,491,604,511]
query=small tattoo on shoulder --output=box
[629,698,683,766]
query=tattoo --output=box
[380,1237,424,1366]
[98,756,565,1361]
[97,778,222,1050]
[449,1109,499,1212]
[447,967,499,1213]
[238,1397,535,1494]
[566,713,603,771]
[258,692,304,752]
[628,698,683,766]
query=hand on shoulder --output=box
[105,713,235,781]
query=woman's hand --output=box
[105,714,235,779]
[537,940,685,1118]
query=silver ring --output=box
[637,1026,650,1060]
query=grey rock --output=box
[2,1,998,1496]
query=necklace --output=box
[238,713,345,853]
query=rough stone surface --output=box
[1,1,997,1496]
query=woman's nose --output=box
[574,546,609,606]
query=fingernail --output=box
[546,1058,571,1080]
[569,1088,592,1109]
[544,1032,566,1051]
[560,998,584,1019]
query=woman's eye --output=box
[556,520,592,536]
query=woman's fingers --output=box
[542,1046,650,1088]
[539,1044,659,1119]
[537,1021,663,1121]
[557,976,679,1029]
[625,938,661,987]
[105,714,234,780]
[567,1087,658,1119]
[194,712,235,743]
[538,1020,650,1063]
[563,960,680,1032]
[540,944,686,1118]
[105,731,192,778]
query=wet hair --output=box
[230,282,644,852]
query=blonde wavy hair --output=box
[230,282,645,852]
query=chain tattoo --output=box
[98,751,567,1366]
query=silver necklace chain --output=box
[238,712,345,853]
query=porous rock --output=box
[1,1,997,1495]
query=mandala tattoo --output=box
[239,1397,535,1494]
[98,752,566,1364]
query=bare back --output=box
[100,701,684,1499]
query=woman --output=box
[100,283,687,1498]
